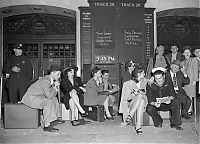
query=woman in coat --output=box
[181,46,198,114]
[60,66,87,125]
[146,45,170,79]
[119,64,148,134]
[84,66,113,119]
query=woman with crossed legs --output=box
[119,64,148,134]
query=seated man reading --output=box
[146,67,183,130]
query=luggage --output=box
[84,105,105,122]
[60,103,72,121]
[4,103,40,129]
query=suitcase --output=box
[4,103,40,129]
[84,105,105,122]
[60,103,72,121]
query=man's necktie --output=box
[173,74,178,88]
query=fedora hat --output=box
[14,43,23,50]
[48,65,61,73]
[171,60,182,67]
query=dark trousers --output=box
[197,81,200,98]
[176,92,191,116]
[146,98,182,127]
[8,86,28,103]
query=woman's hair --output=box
[182,45,192,52]
[131,64,144,83]
[91,66,101,77]
[155,45,164,55]
[101,69,109,76]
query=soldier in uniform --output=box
[3,43,33,103]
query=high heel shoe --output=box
[106,116,114,120]
[125,115,133,125]
[135,127,143,134]
[80,112,88,117]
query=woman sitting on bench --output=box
[84,66,113,120]
[119,64,148,134]
[60,66,88,126]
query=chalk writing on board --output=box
[95,55,116,63]
[95,30,113,48]
[123,28,142,46]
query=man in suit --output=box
[194,47,200,97]
[165,60,191,119]
[166,45,182,64]
[146,67,183,130]
[22,65,64,132]
[3,43,33,103]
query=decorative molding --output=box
[3,13,76,35]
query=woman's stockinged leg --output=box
[136,99,145,129]
[104,97,111,117]
[70,92,85,114]
[69,98,75,121]
[129,94,143,117]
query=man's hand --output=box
[53,81,60,91]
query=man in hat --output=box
[166,45,182,64]
[22,65,64,132]
[165,60,191,119]
[3,43,33,103]
[146,67,183,130]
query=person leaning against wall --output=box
[3,43,33,103]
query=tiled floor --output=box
[0,114,199,144]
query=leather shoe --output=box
[80,112,88,117]
[170,124,183,130]
[43,126,59,132]
[57,119,65,124]
[155,123,162,128]
[50,120,65,126]
[182,114,191,119]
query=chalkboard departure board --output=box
[95,30,114,48]
[123,28,142,46]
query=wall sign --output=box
[95,30,114,48]
[95,55,116,64]
[123,28,142,46]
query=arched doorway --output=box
[157,8,200,53]
[1,5,76,104]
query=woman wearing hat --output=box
[60,66,88,126]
